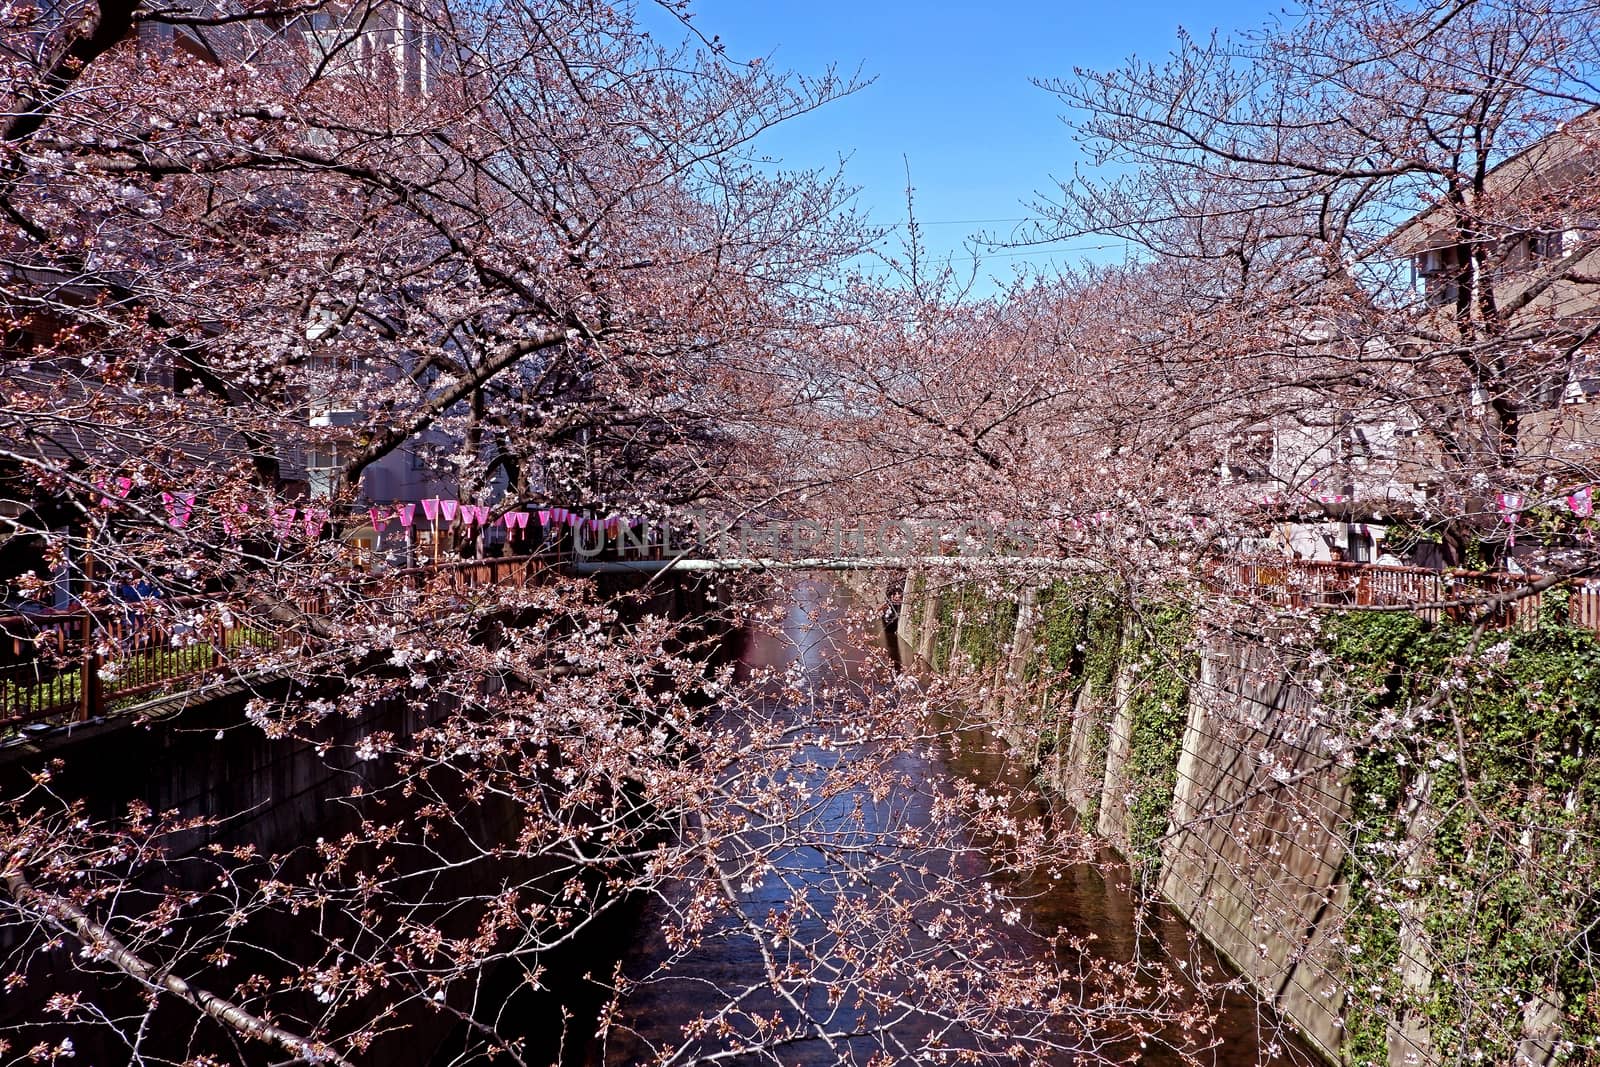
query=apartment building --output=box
[0,0,489,600]
[1394,111,1600,484]
[1249,114,1600,563]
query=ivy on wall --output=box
[1324,607,1600,1066]
[912,571,1600,1063]
[1120,601,1197,878]
[1031,582,1123,822]
[1000,580,1196,871]
[901,572,927,648]
[960,592,1017,678]
[928,580,1018,677]
[931,584,960,672]
[1030,583,1088,753]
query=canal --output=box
[0,574,1319,1066]
[587,577,1315,1067]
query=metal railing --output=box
[0,554,558,733]
[8,552,1595,735]
[1218,559,1600,632]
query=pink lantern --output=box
[271,506,298,539]
[161,491,195,529]
[97,476,133,506]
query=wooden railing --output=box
[1218,559,1600,633]
[0,555,558,734]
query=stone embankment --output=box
[893,567,1598,1067]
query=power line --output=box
[913,217,1037,226]
[950,243,1125,260]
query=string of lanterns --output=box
[93,480,648,539]
[91,480,1600,540]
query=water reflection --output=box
[593,579,1312,1067]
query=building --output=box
[0,0,499,605]
[1392,110,1600,488]
[1252,112,1600,564]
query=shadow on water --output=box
[484,578,1317,1067]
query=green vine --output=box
[902,572,927,647]
[1031,583,1122,816]
[1077,596,1125,827]
[931,584,960,672]
[916,572,1600,1063]
[959,592,1018,676]
[1120,601,1197,879]
[1025,584,1083,754]
[1028,583,1195,850]
[1323,610,1600,1066]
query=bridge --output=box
[4,552,1597,738]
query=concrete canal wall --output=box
[894,567,1595,1067]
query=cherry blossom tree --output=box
[1035,0,1600,568]
[753,6,1600,1065]
[0,2,1224,1065]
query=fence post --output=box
[78,613,101,721]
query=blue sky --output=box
[640,0,1289,290]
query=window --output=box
[1533,376,1566,410]
[305,11,386,81]
[1416,246,1463,309]
[1528,231,1564,261]
[1346,423,1370,461]
[1346,524,1374,563]
[1425,278,1460,309]
[1222,431,1273,483]
[1490,231,1565,281]
[301,7,436,96]
[309,445,339,499]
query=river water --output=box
[586,579,1316,1067]
[0,576,1318,1067]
